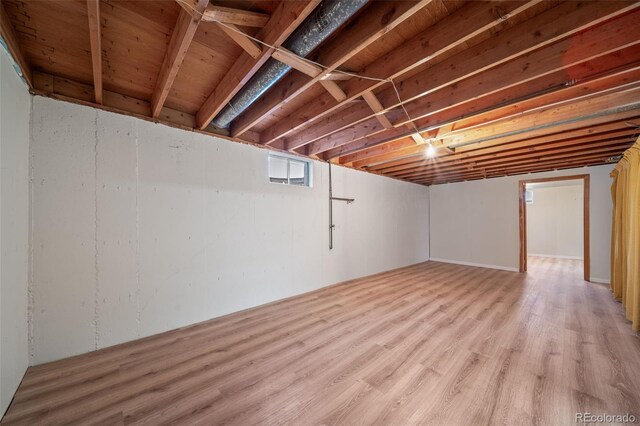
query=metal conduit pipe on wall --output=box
[211,0,368,129]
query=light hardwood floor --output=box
[3,257,640,425]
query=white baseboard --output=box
[590,277,610,284]
[528,254,584,260]
[429,258,519,272]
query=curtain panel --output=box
[610,136,640,331]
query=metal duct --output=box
[211,0,368,129]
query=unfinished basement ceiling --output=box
[2,0,639,185]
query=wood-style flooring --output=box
[3,257,640,425]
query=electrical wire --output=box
[175,0,419,126]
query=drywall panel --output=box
[0,49,30,416]
[30,96,429,364]
[526,184,584,258]
[430,165,614,281]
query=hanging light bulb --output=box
[426,143,436,158]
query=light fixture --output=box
[426,143,436,158]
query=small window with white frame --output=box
[268,153,312,187]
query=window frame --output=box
[268,153,313,188]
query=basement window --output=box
[268,154,312,187]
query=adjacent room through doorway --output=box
[519,175,590,281]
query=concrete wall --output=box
[429,164,613,282]
[29,96,430,365]
[0,49,31,416]
[526,184,584,259]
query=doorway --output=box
[518,174,590,281]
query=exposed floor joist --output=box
[229,0,433,139]
[85,0,102,104]
[270,0,543,148]
[151,0,208,118]
[0,0,32,87]
[301,3,640,157]
[195,0,321,130]
[4,0,639,186]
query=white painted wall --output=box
[29,96,430,364]
[429,164,614,281]
[0,49,30,416]
[526,184,584,259]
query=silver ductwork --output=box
[211,0,368,129]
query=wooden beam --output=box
[319,80,347,103]
[322,72,352,81]
[417,154,622,185]
[31,71,271,147]
[418,159,612,185]
[202,5,270,28]
[371,111,640,175]
[362,91,393,129]
[326,67,640,160]
[314,23,640,159]
[295,1,640,154]
[196,0,320,130]
[388,138,635,179]
[0,0,32,87]
[152,0,208,118]
[340,138,418,166]
[86,0,102,104]
[260,0,541,145]
[270,48,348,102]
[368,93,640,174]
[443,86,640,149]
[231,0,433,138]
[271,47,321,77]
[345,63,640,167]
[216,23,262,59]
[358,125,639,171]
[396,16,640,128]
[396,138,635,180]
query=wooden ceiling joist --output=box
[271,47,322,77]
[344,63,640,167]
[414,152,627,185]
[86,0,102,104]
[358,125,640,172]
[266,0,542,147]
[202,5,270,27]
[269,48,347,102]
[364,92,640,175]
[302,3,640,157]
[216,23,262,59]
[340,138,419,166]
[320,44,640,161]
[361,91,393,130]
[4,0,639,186]
[319,80,348,103]
[395,13,640,129]
[230,0,433,139]
[0,0,32,88]
[368,100,640,176]
[196,0,321,130]
[443,86,640,149]
[395,138,636,181]
[151,0,208,118]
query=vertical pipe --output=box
[329,162,333,250]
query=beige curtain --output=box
[610,137,640,331]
